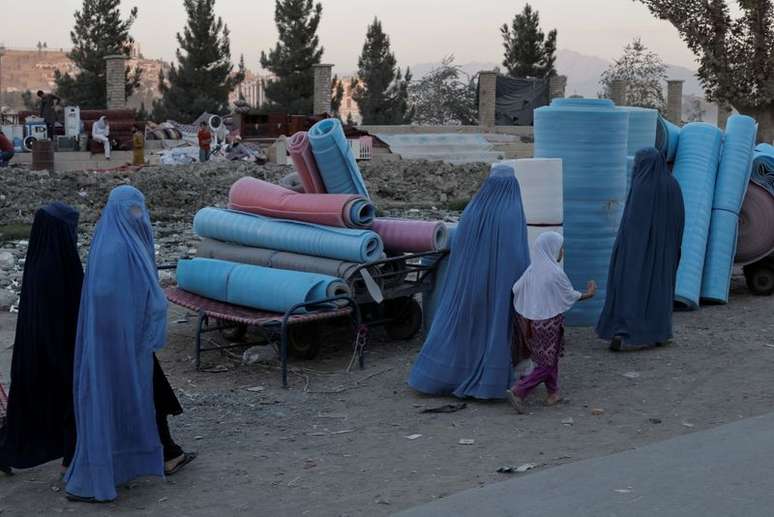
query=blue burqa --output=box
[408,165,530,399]
[595,148,685,346]
[65,186,168,501]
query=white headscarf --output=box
[512,231,581,320]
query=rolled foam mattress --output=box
[534,98,628,326]
[735,182,774,265]
[422,224,458,335]
[672,123,723,309]
[308,118,370,198]
[176,258,351,313]
[197,238,362,281]
[228,176,375,228]
[656,116,681,163]
[491,159,563,225]
[700,115,758,303]
[193,207,384,263]
[288,131,326,194]
[750,143,774,196]
[617,106,658,155]
[372,218,449,253]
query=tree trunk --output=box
[735,103,774,144]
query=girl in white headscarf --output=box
[506,231,596,413]
[91,116,111,160]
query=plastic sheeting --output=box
[493,76,549,126]
[533,98,628,326]
[288,131,326,194]
[176,258,350,313]
[672,123,723,309]
[655,116,681,163]
[308,118,370,197]
[228,176,375,228]
[375,133,504,165]
[736,182,774,265]
[491,159,563,225]
[372,218,449,253]
[750,143,774,196]
[701,115,758,303]
[193,207,384,263]
[196,238,363,281]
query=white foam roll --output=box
[493,159,564,225]
[528,225,565,264]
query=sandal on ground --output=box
[505,389,526,414]
[66,493,97,503]
[165,452,197,476]
[544,395,562,407]
[609,337,623,352]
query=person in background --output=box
[507,232,596,414]
[65,186,195,503]
[91,116,111,160]
[37,90,61,139]
[132,125,145,166]
[0,204,83,476]
[197,121,211,162]
[225,135,252,161]
[596,147,685,351]
[0,132,14,167]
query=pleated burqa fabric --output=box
[408,165,530,399]
[0,203,83,469]
[596,148,685,346]
[65,186,169,501]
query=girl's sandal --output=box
[544,395,562,407]
[505,389,527,414]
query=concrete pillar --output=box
[478,71,497,127]
[0,46,5,107]
[549,75,567,99]
[610,79,627,106]
[717,102,732,130]
[312,64,333,115]
[104,55,127,110]
[666,80,684,124]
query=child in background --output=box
[506,232,596,414]
[197,122,212,163]
[132,126,145,166]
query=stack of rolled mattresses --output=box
[736,143,774,265]
[655,115,681,163]
[617,107,658,192]
[534,98,628,326]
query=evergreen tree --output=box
[331,75,345,118]
[352,18,413,125]
[137,102,149,121]
[55,0,142,109]
[260,0,323,114]
[153,0,243,123]
[501,3,557,79]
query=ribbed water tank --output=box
[534,98,629,326]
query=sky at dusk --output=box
[0,0,707,72]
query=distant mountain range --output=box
[409,49,704,99]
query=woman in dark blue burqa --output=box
[0,203,82,474]
[408,164,530,399]
[65,186,192,502]
[596,147,685,350]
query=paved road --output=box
[396,411,774,517]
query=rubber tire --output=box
[287,323,321,360]
[384,297,423,340]
[218,322,248,342]
[745,265,774,296]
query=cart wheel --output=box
[218,321,248,342]
[384,297,423,340]
[745,265,774,296]
[288,323,321,360]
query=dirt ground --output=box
[1,275,774,516]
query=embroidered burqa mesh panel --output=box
[408,165,530,399]
[65,186,168,501]
[0,203,83,469]
[596,148,685,346]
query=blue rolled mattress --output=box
[421,224,458,335]
[176,258,351,313]
[750,143,774,196]
[534,98,629,326]
[308,118,370,198]
[193,207,384,263]
[672,123,723,309]
[701,115,758,303]
[655,116,681,162]
[617,106,658,155]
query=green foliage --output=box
[352,18,413,125]
[55,0,142,109]
[152,0,243,123]
[501,3,557,79]
[260,0,323,114]
[410,56,477,125]
[598,38,667,110]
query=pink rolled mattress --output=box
[229,176,375,228]
[736,182,774,265]
[372,218,449,253]
[288,131,327,194]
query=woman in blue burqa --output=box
[65,186,194,502]
[596,147,685,350]
[408,164,530,399]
